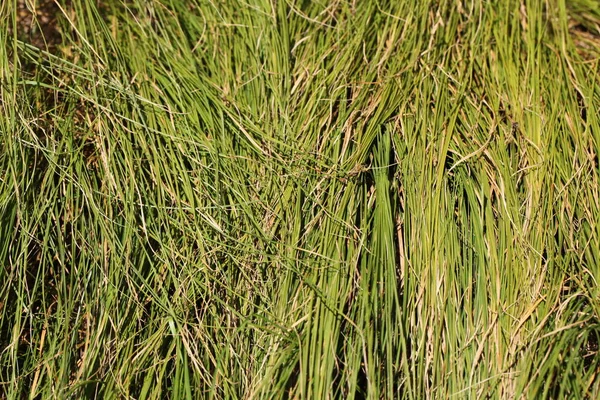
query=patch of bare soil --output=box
[15,0,63,51]
[568,16,600,61]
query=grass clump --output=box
[1,0,600,398]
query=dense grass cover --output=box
[1,0,600,398]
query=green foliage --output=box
[1,0,599,398]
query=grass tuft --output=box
[1,0,599,398]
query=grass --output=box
[1,0,599,398]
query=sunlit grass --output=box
[1,0,599,398]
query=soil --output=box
[15,0,63,51]
[568,16,600,61]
